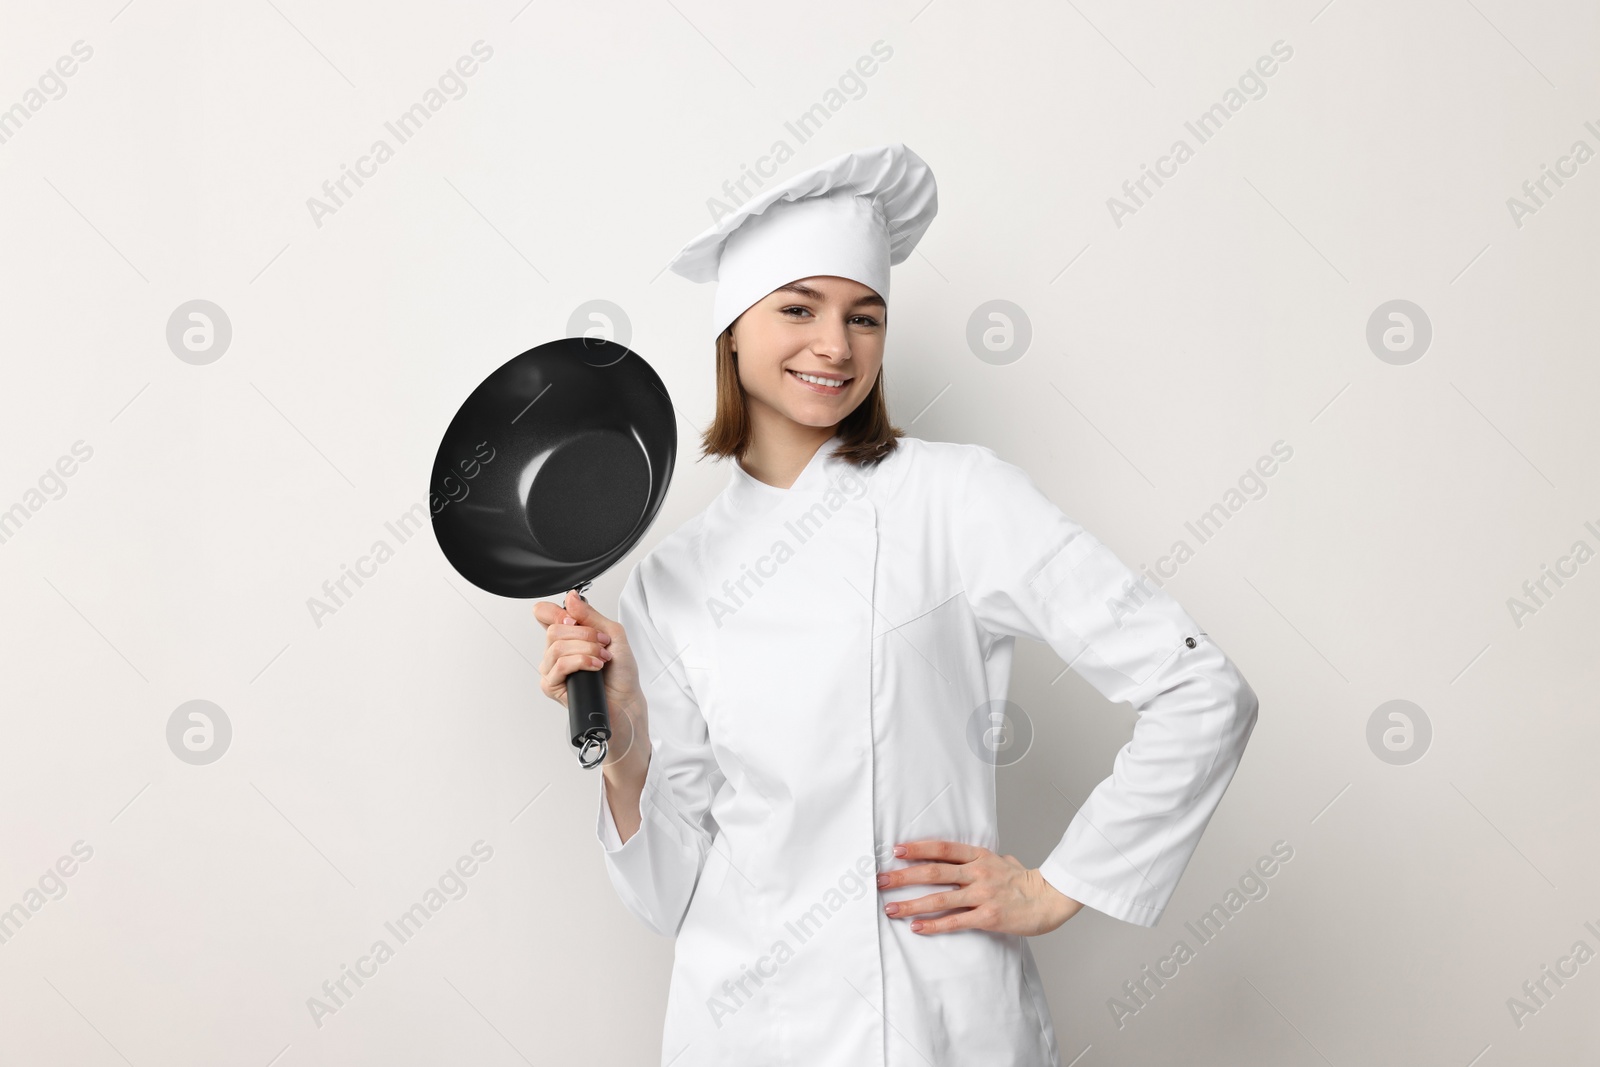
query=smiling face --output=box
[728,275,886,436]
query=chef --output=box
[536,143,1260,1066]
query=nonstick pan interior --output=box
[429,337,676,599]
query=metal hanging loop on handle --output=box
[577,735,608,769]
[566,583,612,770]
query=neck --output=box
[739,410,837,489]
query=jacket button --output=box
[1185,637,1197,648]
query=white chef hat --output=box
[667,143,939,339]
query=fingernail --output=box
[598,632,611,644]
[563,616,574,625]
[600,647,613,660]
[876,874,888,888]
[893,845,906,857]
[884,903,897,916]
[910,921,924,932]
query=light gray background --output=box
[2,0,1597,1063]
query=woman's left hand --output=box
[877,840,1084,937]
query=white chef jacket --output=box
[595,433,1259,1066]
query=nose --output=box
[807,312,852,363]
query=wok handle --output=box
[567,668,611,768]
[567,589,611,769]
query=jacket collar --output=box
[725,431,849,514]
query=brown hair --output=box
[697,324,903,469]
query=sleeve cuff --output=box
[1037,856,1163,929]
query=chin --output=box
[784,411,841,428]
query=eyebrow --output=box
[775,281,886,310]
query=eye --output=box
[780,305,881,328]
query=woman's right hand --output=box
[534,590,650,769]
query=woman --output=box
[535,144,1259,1066]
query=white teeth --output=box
[793,371,847,387]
